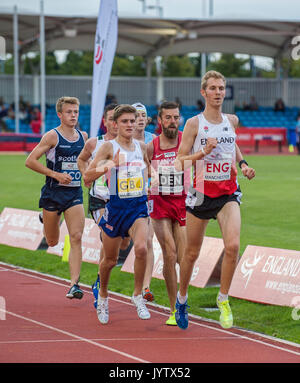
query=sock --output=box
[217,292,228,302]
[177,292,188,304]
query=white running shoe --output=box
[132,294,151,320]
[97,295,109,324]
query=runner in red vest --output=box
[147,101,187,326]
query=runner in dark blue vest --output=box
[25,97,87,299]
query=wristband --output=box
[239,159,248,169]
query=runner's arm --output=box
[175,117,216,171]
[77,137,97,187]
[228,114,256,180]
[84,141,115,184]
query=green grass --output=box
[1,154,300,345]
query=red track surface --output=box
[1,263,300,364]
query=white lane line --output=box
[0,336,240,345]
[0,308,150,364]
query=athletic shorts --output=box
[89,194,107,224]
[99,201,149,238]
[186,186,242,220]
[148,194,186,226]
[39,185,83,215]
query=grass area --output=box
[1,154,300,345]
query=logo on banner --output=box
[240,251,265,288]
[95,33,104,65]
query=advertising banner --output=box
[229,245,300,307]
[0,208,43,250]
[122,235,224,288]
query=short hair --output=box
[56,96,80,113]
[201,70,226,90]
[104,103,118,119]
[113,104,137,121]
[158,101,179,118]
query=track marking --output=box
[0,308,150,363]
[2,262,300,358]
[0,336,240,345]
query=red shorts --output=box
[148,194,186,226]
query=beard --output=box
[162,124,178,139]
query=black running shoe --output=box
[66,284,83,299]
[39,212,43,224]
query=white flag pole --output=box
[90,0,118,137]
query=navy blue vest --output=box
[45,128,85,188]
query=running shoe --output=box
[39,211,43,224]
[165,311,177,326]
[217,299,233,329]
[175,298,189,330]
[142,287,154,302]
[132,294,151,320]
[97,295,109,324]
[92,274,100,309]
[66,284,83,299]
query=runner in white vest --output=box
[174,71,255,330]
[77,103,131,309]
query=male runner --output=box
[132,102,156,302]
[25,96,87,299]
[148,101,187,325]
[77,103,131,308]
[174,71,255,329]
[84,104,151,324]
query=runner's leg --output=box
[217,201,241,294]
[42,209,61,247]
[151,218,178,312]
[128,217,149,297]
[64,204,85,286]
[99,231,122,298]
[178,212,209,298]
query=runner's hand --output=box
[54,172,72,184]
[241,165,256,180]
[203,137,218,155]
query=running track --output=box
[1,263,300,366]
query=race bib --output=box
[204,160,231,181]
[59,162,81,187]
[94,174,109,197]
[158,165,184,194]
[117,166,144,199]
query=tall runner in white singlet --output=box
[174,71,255,330]
[84,104,151,325]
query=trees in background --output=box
[2,51,300,78]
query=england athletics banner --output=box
[90,0,118,137]
[229,245,300,307]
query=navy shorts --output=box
[99,201,149,238]
[39,185,83,215]
[186,186,242,220]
